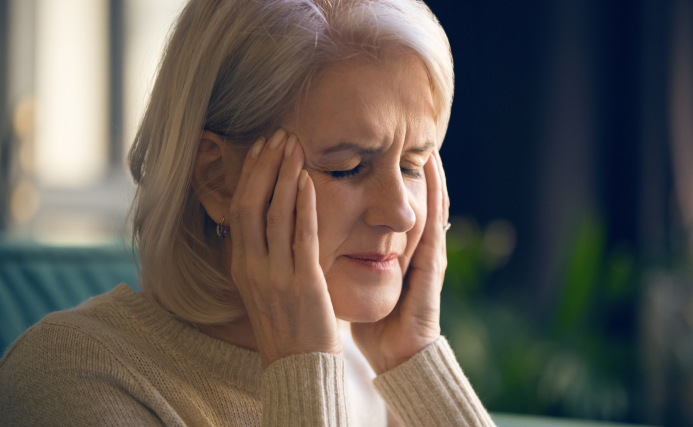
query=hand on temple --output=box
[225,128,342,369]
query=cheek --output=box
[313,178,363,259]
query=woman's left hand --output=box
[351,150,450,375]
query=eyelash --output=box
[329,165,364,179]
[328,165,421,179]
[403,168,422,179]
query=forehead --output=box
[288,53,437,155]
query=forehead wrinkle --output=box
[404,140,435,154]
[315,103,435,160]
[288,54,438,167]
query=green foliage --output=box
[444,217,516,294]
[555,215,605,334]
[441,214,639,422]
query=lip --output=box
[343,253,399,271]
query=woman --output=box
[0,0,496,426]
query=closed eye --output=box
[328,164,364,179]
[328,164,422,179]
[401,168,422,179]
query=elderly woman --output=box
[0,0,495,426]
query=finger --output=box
[238,128,288,258]
[229,136,266,268]
[266,135,304,275]
[406,154,446,289]
[433,148,450,224]
[234,136,267,202]
[293,170,320,278]
[420,154,444,248]
[427,154,448,289]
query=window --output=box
[4,0,187,244]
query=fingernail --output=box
[250,137,266,159]
[268,129,286,149]
[284,135,297,158]
[298,169,308,190]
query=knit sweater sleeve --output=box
[261,353,349,427]
[373,337,496,427]
[0,322,173,427]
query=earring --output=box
[216,217,229,239]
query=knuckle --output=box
[266,210,286,228]
[245,265,263,286]
[293,229,314,244]
[228,206,241,223]
[238,200,255,219]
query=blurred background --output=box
[0,0,691,425]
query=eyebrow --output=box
[319,140,436,156]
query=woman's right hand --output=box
[226,128,342,369]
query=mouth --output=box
[343,252,399,271]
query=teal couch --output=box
[0,241,140,354]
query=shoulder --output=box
[3,284,138,357]
[0,283,175,378]
[0,309,129,388]
[0,285,167,425]
[0,284,142,393]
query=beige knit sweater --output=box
[0,284,495,427]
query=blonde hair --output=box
[128,0,454,324]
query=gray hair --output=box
[128,0,454,324]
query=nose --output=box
[362,168,417,233]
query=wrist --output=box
[372,335,441,375]
[259,340,344,370]
[374,356,412,375]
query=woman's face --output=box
[282,53,438,323]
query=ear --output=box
[192,130,239,224]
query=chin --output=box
[325,262,403,323]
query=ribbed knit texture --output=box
[262,353,349,426]
[0,284,494,426]
[373,338,496,427]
